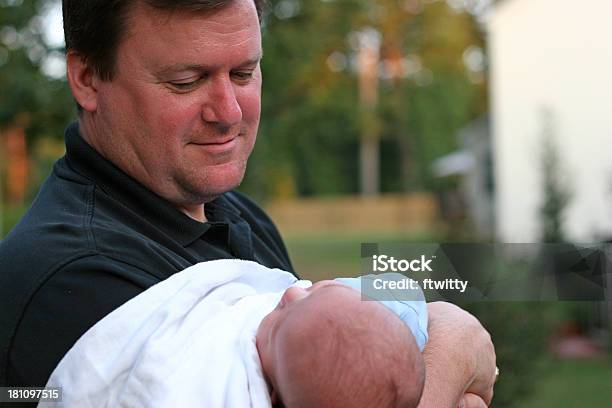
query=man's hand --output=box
[457,393,488,408]
[417,302,496,408]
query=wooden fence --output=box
[265,193,439,236]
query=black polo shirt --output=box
[0,122,294,389]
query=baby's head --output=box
[256,281,425,408]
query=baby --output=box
[256,280,426,408]
[43,261,427,408]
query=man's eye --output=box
[232,71,254,82]
[168,79,200,91]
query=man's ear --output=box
[66,51,98,112]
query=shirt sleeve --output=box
[334,274,429,351]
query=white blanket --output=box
[41,260,301,408]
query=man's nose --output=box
[280,286,309,306]
[201,75,242,130]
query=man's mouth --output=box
[189,136,238,154]
[194,136,236,145]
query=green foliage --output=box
[243,0,487,200]
[0,0,39,28]
[462,302,563,408]
[0,0,75,138]
[539,116,571,243]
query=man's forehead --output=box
[118,0,262,70]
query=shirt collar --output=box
[63,122,241,247]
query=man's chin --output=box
[179,166,246,202]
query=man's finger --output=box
[457,393,488,408]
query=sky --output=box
[39,0,64,78]
[42,0,63,48]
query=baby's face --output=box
[256,280,353,357]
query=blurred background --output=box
[0,0,610,406]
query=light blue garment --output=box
[335,274,428,351]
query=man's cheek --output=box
[155,105,203,137]
[238,86,262,117]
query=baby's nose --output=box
[280,286,309,306]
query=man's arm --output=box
[418,302,496,408]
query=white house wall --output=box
[489,0,612,242]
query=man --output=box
[0,1,496,406]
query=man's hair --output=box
[62,0,265,81]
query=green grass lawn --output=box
[519,358,612,408]
[283,231,438,281]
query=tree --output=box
[539,108,570,243]
[1,0,74,234]
[244,0,487,201]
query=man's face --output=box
[88,0,262,213]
